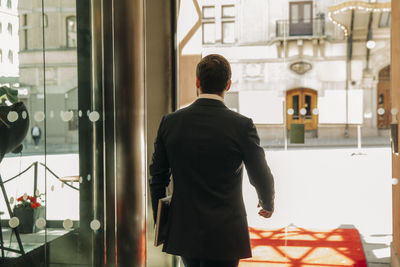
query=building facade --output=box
[0,0,19,86]
[18,0,78,146]
[179,0,392,141]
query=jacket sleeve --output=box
[149,116,171,223]
[242,118,275,212]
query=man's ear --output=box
[196,77,200,89]
[226,80,232,92]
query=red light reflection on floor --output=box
[239,227,367,267]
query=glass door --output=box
[0,0,105,266]
[289,1,313,36]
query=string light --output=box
[328,1,391,37]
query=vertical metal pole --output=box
[90,0,105,266]
[77,0,104,264]
[113,0,146,266]
[33,161,38,195]
[365,12,373,71]
[102,0,117,264]
[345,10,355,137]
[283,100,287,150]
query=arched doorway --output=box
[286,88,318,130]
[377,65,391,129]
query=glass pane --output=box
[7,50,13,63]
[8,22,13,35]
[0,0,95,263]
[203,23,216,44]
[291,4,299,24]
[303,3,311,23]
[0,0,46,260]
[380,12,391,28]
[177,0,393,266]
[222,22,235,44]
[293,95,299,119]
[202,6,215,19]
[305,94,312,119]
[222,5,235,18]
[379,93,384,105]
[67,16,77,47]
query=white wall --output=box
[316,61,346,82]
[238,91,284,124]
[238,0,269,44]
[318,89,363,124]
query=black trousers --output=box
[181,257,239,267]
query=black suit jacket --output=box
[149,98,274,260]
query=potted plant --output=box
[13,194,42,233]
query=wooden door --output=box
[377,65,391,129]
[287,88,318,130]
[289,1,313,36]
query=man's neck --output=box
[198,93,224,102]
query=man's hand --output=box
[257,203,273,218]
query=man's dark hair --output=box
[196,54,231,94]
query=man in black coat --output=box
[149,54,275,267]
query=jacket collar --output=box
[192,98,227,108]
[198,93,224,102]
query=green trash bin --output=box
[290,123,305,144]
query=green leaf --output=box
[0,86,19,105]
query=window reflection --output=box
[303,3,311,23]
[66,16,76,48]
[21,14,27,50]
[203,22,216,44]
[202,6,216,44]
[222,21,234,44]
[7,50,13,64]
[379,12,391,28]
[222,5,234,18]
[7,22,12,35]
[291,4,299,24]
[202,6,215,19]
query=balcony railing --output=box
[275,17,325,38]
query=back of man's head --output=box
[196,54,231,95]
